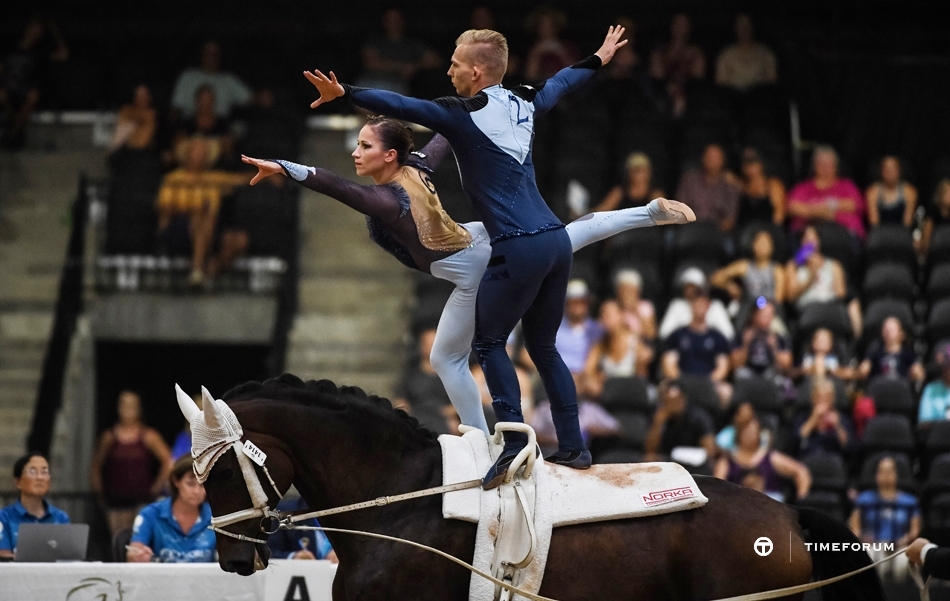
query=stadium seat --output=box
[925,422,950,463]
[738,221,789,263]
[671,221,726,264]
[866,376,916,418]
[858,452,916,492]
[612,412,650,450]
[866,225,916,269]
[862,262,916,304]
[796,490,847,522]
[732,375,783,415]
[924,492,950,533]
[683,80,733,124]
[925,454,950,498]
[608,226,664,265]
[863,299,915,343]
[112,527,132,563]
[797,301,853,345]
[815,222,860,275]
[861,415,916,458]
[926,263,950,304]
[600,377,653,416]
[927,299,950,345]
[803,453,848,494]
[926,225,950,270]
[677,375,721,418]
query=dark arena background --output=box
[0,1,949,599]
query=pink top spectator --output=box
[788,178,866,239]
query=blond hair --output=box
[455,29,508,82]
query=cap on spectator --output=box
[566,279,590,300]
[678,267,707,288]
[614,269,642,290]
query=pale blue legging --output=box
[429,205,657,434]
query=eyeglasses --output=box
[24,468,50,477]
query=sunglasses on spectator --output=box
[23,468,50,477]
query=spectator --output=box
[659,267,735,341]
[793,377,855,458]
[716,401,770,452]
[799,327,854,381]
[356,8,439,95]
[174,85,235,163]
[109,84,156,153]
[866,156,917,228]
[919,179,950,257]
[593,152,665,213]
[127,456,215,563]
[613,269,657,341]
[555,280,603,375]
[649,13,705,116]
[0,453,69,559]
[849,456,921,581]
[0,17,69,149]
[599,18,640,82]
[711,229,787,317]
[266,495,337,562]
[735,147,786,227]
[785,226,857,334]
[714,14,778,91]
[714,418,810,502]
[90,390,173,538]
[171,41,251,119]
[675,144,740,233]
[156,138,250,285]
[394,328,453,434]
[919,343,950,429]
[731,299,792,380]
[788,146,866,240]
[857,317,924,384]
[662,291,733,406]
[583,299,653,398]
[524,7,579,82]
[644,380,717,466]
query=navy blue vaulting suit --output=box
[341,55,602,459]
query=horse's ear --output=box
[201,386,224,430]
[176,384,201,423]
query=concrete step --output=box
[297,275,409,315]
[286,341,404,373]
[0,340,47,369]
[0,312,53,342]
[289,313,406,346]
[0,385,36,411]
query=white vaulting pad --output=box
[438,430,708,601]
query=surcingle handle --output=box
[492,422,538,482]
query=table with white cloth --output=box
[0,559,336,601]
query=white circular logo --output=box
[754,537,773,557]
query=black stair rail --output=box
[27,174,90,455]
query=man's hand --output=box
[594,25,628,66]
[242,155,286,185]
[906,537,931,565]
[304,70,345,109]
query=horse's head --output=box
[176,385,294,576]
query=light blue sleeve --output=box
[130,505,156,546]
[315,531,333,559]
[918,384,945,423]
[0,511,14,551]
[716,426,735,450]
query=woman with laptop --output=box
[0,453,70,559]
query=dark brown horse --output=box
[191,375,883,600]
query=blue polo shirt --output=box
[0,499,71,552]
[131,497,216,563]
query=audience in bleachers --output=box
[356,8,440,96]
[675,144,739,233]
[866,156,918,229]
[582,300,653,399]
[593,152,664,213]
[662,291,733,406]
[857,317,924,384]
[793,378,856,458]
[644,379,716,468]
[734,147,786,227]
[612,269,657,341]
[173,85,235,164]
[919,343,950,428]
[714,15,778,92]
[524,7,579,83]
[171,41,250,120]
[920,179,950,256]
[555,280,604,376]
[109,84,157,153]
[799,328,853,381]
[659,267,735,340]
[714,417,810,502]
[648,13,705,117]
[732,299,792,380]
[715,401,766,452]
[711,229,786,322]
[0,453,70,559]
[787,146,866,240]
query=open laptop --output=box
[15,524,89,562]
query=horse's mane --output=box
[221,373,439,443]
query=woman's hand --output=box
[241,155,286,185]
[594,25,628,66]
[304,70,345,109]
[126,543,154,563]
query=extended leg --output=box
[565,198,696,252]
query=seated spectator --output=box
[644,380,717,466]
[735,148,786,227]
[711,229,786,320]
[732,299,792,380]
[662,291,733,407]
[593,152,664,213]
[156,138,250,285]
[613,269,657,341]
[866,156,917,228]
[788,146,866,240]
[793,377,856,458]
[174,85,234,163]
[555,280,603,376]
[90,390,172,539]
[524,7,579,82]
[714,14,778,91]
[716,401,770,451]
[799,327,854,381]
[919,178,950,257]
[857,317,924,384]
[675,144,740,233]
[266,495,337,562]
[849,456,920,581]
[0,17,69,149]
[785,226,858,337]
[127,457,215,563]
[648,13,705,116]
[660,267,735,341]
[109,84,156,153]
[356,8,439,95]
[714,418,810,502]
[583,300,653,398]
[394,327,454,434]
[919,343,950,429]
[0,453,69,559]
[171,41,251,120]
